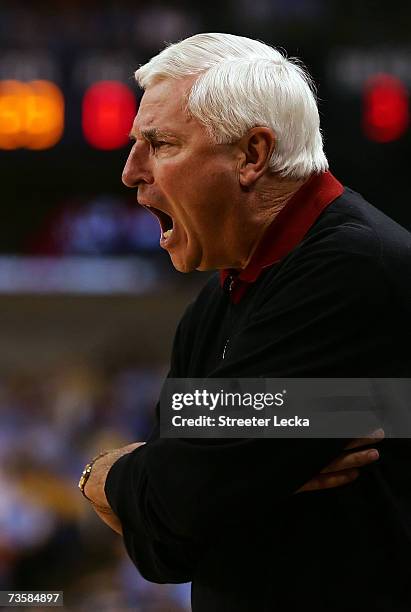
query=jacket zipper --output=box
[222,275,234,360]
[222,339,229,360]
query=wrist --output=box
[79,442,145,506]
[78,450,111,502]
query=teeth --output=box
[163,229,173,239]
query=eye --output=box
[128,136,138,151]
[152,140,168,150]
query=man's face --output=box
[122,78,242,272]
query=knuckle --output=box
[327,469,359,488]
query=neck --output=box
[234,175,308,270]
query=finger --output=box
[344,428,385,450]
[320,448,379,474]
[296,468,360,493]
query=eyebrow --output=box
[129,127,175,142]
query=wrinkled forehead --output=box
[133,77,195,133]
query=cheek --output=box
[156,156,237,230]
[154,162,202,209]
[154,161,194,203]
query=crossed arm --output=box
[82,429,384,535]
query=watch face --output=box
[78,473,86,491]
[78,464,92,493]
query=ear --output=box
[238,127,276,188]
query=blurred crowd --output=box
[0,361,190,611]
[28,195,161,256]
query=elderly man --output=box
[79,34,411,611]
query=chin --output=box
[170,254,196,274]
[169,244,206,273]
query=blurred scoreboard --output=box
[0,79,137,151]
[0,50,139,152]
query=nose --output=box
[122,142,153,188]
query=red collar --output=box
[219,171,344,303]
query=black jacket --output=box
[106,185,411,611]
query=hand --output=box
[82,442,145,534]
[295,429,385,494]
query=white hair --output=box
[135,33,328,179]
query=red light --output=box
[82,81,136,150]
[363,74,409,143]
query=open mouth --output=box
[143,205,174,239]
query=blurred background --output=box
[0,0,410,610]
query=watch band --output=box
[78,450,110,500]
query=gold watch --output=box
[78,451,109,500]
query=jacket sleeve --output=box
[105,302,200,582]
[105,245,390,583]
